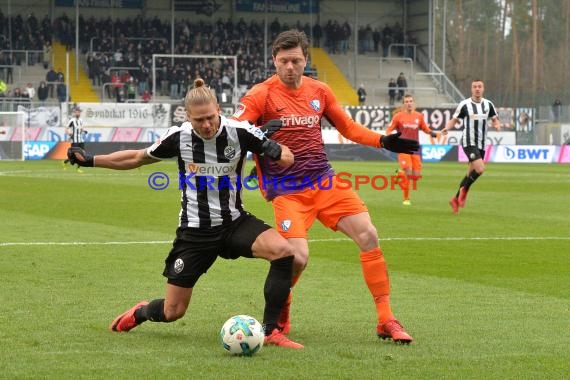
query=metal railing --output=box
[0,50,44,67]
[416,47,464,104]
[89,37,168,53]
[0,65,23,84]
[387,43,417,62]
[0,98,59,112]
[107,66,141,74]
[371,86,440,107]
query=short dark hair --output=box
[272,30,309,58]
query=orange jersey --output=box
[386,110,431,142]
[233,75,381,200]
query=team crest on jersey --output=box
[280,219,292,232]
[309,99,320,112]
[233,103,246,118]
[250,126,265,140]
[224,145,236,159]
[174,258,184,274]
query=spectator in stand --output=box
[126,78,136,101]
[37,81,49,105]
[382,23,393,58]
[0,79,7,97]
[312,22,322,48]
[552,99,562,122]
[110,71,121,99]
[373,28,381,53]
[357,83,367,106]
[388,78,397,106]
[0,53,6,82]
[56,68,65,83]
[138,63,149,95]
[116,86,126,103]
[270,17,281,38]
[24,83,35,100]
[340,21,351,54]
[13,87,30,110]
[42,41,52,69]
[46,67,58,98]
[396,72,407,101]
[141,90,151,103]
[5,54,13,84]
[56,79,67,103]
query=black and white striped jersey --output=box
[147,115,268,228]
[67,117,85,143]
[452,98,497,149]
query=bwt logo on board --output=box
[505,147,550,160]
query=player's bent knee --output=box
[355,224,379,251]
[164,305,187,322]
[269,240,296,260]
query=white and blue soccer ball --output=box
[219,315,264,356]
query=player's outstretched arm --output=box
[67,148,158,170]
[260,119,283,138]
[380,132,420,154]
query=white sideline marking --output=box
[1,236,569,247]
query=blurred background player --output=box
[385,94,439,205]
[442,79,500,214]
[67,79,303,349]
[233,30,419,344]
[62,106,87,173]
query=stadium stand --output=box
[0,9,453,109]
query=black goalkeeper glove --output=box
[259,119,283,138]
[261,139,282,160]
[380,132,420,154]
[67,147,94,167]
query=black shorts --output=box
[162,212,271,288]
[71,142,85,149]
[462,146,485,162]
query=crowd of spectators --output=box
[1,11,411,106]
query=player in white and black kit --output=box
[442,79,501,214]
[67,79,304,349]
[63,106,87,170]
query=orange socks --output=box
[360,248,394,323]
[402,175,410,200]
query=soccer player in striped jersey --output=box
[63,106,87,172]
[233,30,419,344]
[67,79,304,349]
[385,94,440,205]
[442,79,501,214]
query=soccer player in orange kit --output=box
[233,30,419,344]
[385,94,440,205]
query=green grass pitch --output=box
[0,160,568,379]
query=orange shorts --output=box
[272,175,368,239]
[398,153,422,171]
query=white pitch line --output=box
[1,236,569,247]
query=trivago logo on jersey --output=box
[403,122,420,129]
[280,114,320,128]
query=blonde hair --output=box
[185,78,217,109]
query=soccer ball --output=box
[219,315,264,356]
